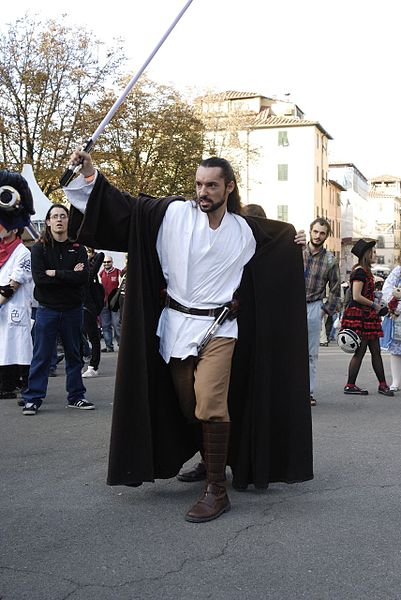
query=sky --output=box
[3,0,401,179]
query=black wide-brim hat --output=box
[351,238,376,259]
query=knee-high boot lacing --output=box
[185,421,231,523]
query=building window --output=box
[316,134,319,149]
[278,164,288,181]
[316,165,319,183]
[377,236,385,249]
[278,131,289,146]
[376,255,385,264]
[277,205,288,222]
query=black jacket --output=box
[83,251,105,316]
[31,239,88,310]
[69,173,313,490]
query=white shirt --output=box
[0,243,33,365]
[64,176,257,362]
[156,201,256,362]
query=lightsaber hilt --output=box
[59,0,195,188]
[197,306,231,354]
[59,138,94,187]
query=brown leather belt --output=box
[165,295,228,317]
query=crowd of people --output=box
[1,156,401,523]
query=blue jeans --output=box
[23,305,86,406]
[50,342,59,371]
[32,307,58,371]
[307,300,323,395]
[100,306,120,350]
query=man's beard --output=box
[310,239,325,249]
[197,195,226,213]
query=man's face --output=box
[46,208,68,236]
[195,166,234,214]
[310,223,329,248]
[0,226,17,241]
[103,257,113,270]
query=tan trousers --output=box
[169,337,236,423]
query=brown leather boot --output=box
[185,421,231,523]
[177,460,206,482]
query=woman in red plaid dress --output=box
[341,239,393,396]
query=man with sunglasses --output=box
[99,256,121,353]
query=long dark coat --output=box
[69,173,313,490]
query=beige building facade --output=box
[195,91,341,257]
[368,175,401,270]
[329,165,401,277]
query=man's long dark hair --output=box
[40,203,69,246]
[199,157,242,214]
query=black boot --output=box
[177,459,206,482]
[185,422,231,523]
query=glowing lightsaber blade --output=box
[59,0,195,187]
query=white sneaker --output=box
[82,366,98,378]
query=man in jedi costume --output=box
[64,150,313,523]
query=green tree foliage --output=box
[0,14,124,196]
[0,15,211,202]
[91,77,208,198]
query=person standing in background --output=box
[341,239,393,397]
[118,254,128,322]
[82,247,105,378]
[0,171,34,401]
[303,218,341,406]
[380,261,401,391]
[100,255,121,352]
[22,203,94,415]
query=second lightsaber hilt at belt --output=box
[59,0,195,187]
[197,306,231,354]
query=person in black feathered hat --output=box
[0,170,35,237]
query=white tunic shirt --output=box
[0,243,33,365]
[156,201,256,361]
[64,175,256,363]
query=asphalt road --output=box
[1,346,401,600]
